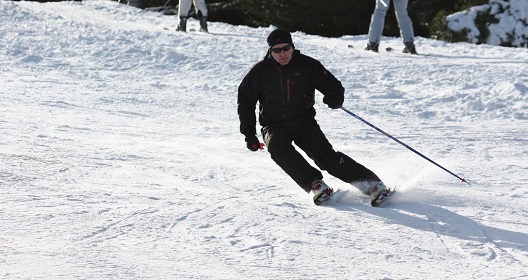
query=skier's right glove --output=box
[245,134,263,151]
[323,92,344,109]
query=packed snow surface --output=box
[1,1,527,279]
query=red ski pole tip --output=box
[461,178,471,185]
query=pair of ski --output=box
[315,188,397,207]
[347,45,426,56]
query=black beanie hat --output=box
[267,29,294,48]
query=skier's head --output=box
[267,29,294,65]
[267,29,294,48]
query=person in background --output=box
[365,0,417,54]
[176,0,208,33]
[238,29,392,206]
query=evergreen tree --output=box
[115,0,526,47]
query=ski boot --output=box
[199,16,208,33]
[370,188,395,207]
[176,16,187,32]
[403,41,418,54]
[311,179,334,206]
[365,42,379,52]
[351,180,393,207]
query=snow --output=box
[447,5,487,43]
[1,1,528,279]
[447,0,528,47]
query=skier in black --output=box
[237,29,390,206]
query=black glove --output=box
[245,134,261,151]
[323,93,344,109]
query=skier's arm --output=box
[312,61,345,108]
[237,68,259,137]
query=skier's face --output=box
[270,43,293,65]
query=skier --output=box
[176,0,208,33]
[237,29,391,206]
[365,0,417,54]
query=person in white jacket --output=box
[365,0,417,54]
[176,0,208,33]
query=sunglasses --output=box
[270,45,292,53]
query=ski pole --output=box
[340,107,470,185]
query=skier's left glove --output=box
[244,134,264,151]
[323,92,344,109]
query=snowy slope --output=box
[1,1,527,279]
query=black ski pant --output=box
[262,115,381,193]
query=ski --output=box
[163,27,212,35]
[385,47,427,56]
[347,45,426,56]
[370,188,397,207]
[314,188,340,206]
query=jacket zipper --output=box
[287,79,292,101]
[278,66,286,119]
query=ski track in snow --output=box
[1,1,528,279]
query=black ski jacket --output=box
[237,50,345,137]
